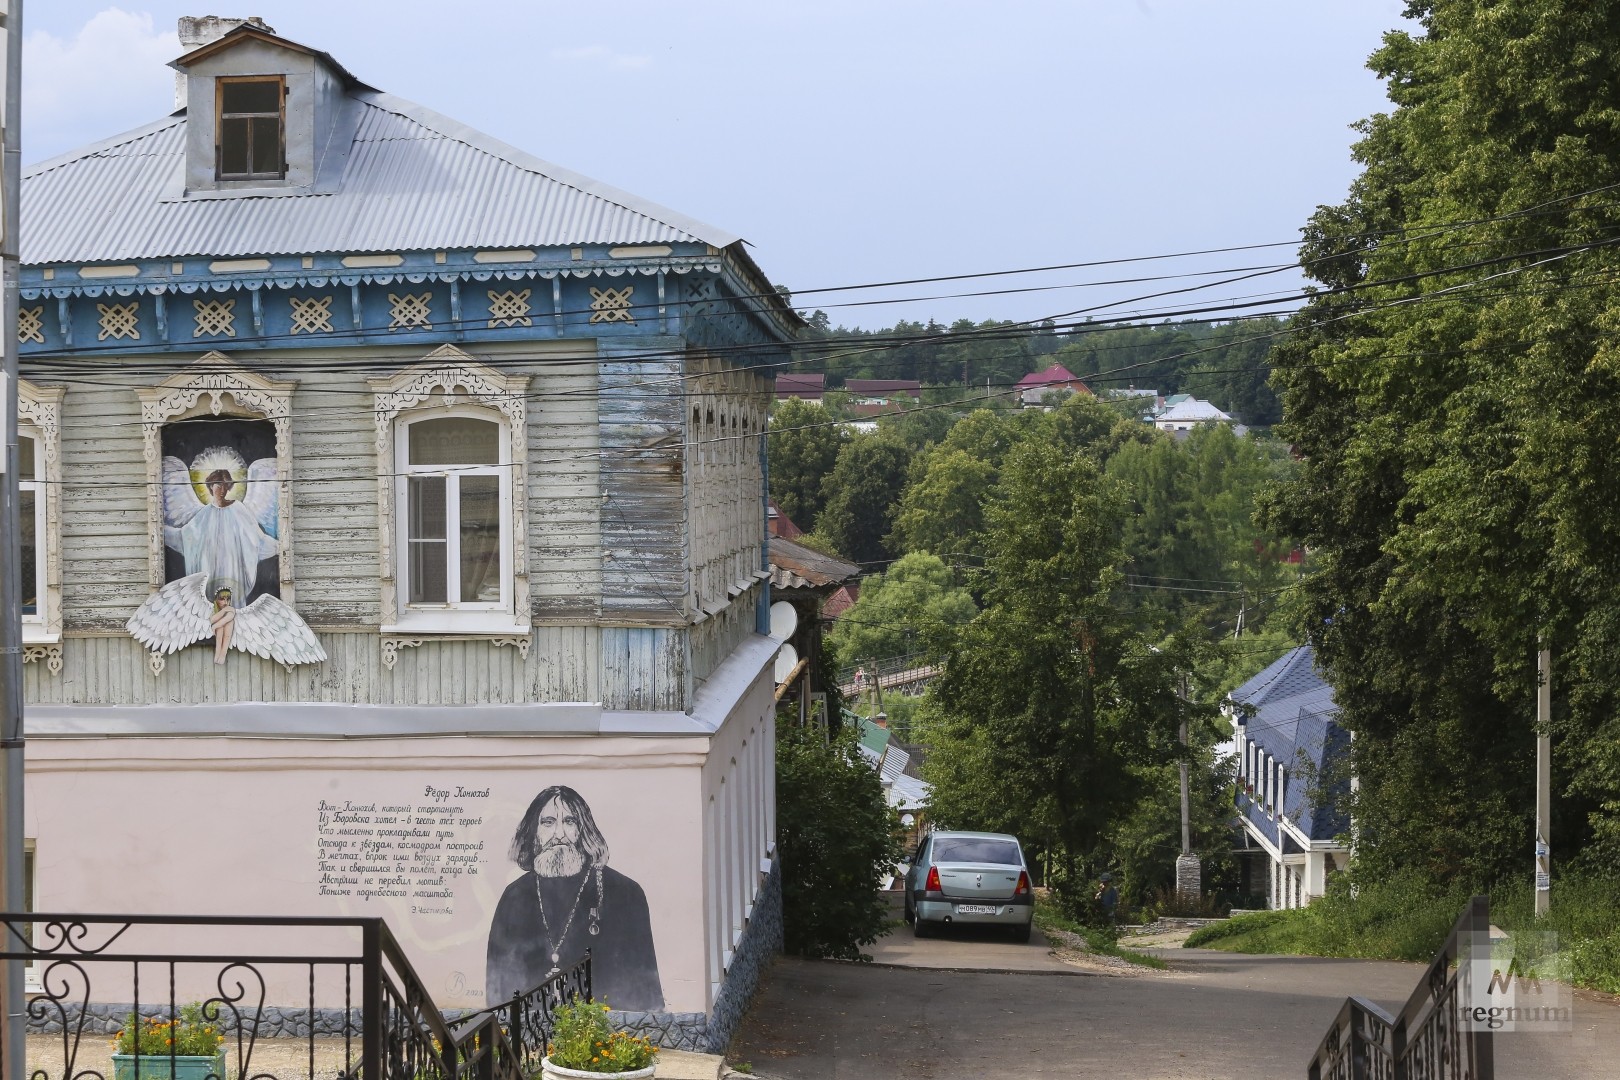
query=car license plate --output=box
[956,904,997,915]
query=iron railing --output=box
[1306,895,1493,1080]
[0,913,590,1080]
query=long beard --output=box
[536,843,587,878]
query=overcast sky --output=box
[23,2,1410,330]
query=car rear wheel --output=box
[1011,922,1032,944]
[913,917,934,938]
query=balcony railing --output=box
[0,912,590,1080]
[1306,895,1493,1080]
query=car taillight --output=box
[1015,870,1031,895]
[925,866,941,892]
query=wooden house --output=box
[15,19,798,1051]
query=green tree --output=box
[1262,0,1620,884]
[767,398,848,533]
[815,434,912,566]
[827,552,977,665]
[776,719,903,960]
[919,440,1218,909]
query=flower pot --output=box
[111,1053,227,1080]
[539,1056,655,1079]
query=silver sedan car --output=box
[903,830,1034,942]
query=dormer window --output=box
[216,76,285,180]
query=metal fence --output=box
[0,912,590,1080]
[1306,895,1493,1080]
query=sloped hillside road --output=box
[728,927,1620,1079]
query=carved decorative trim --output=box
[192,298,237,338]
[133,354,298,601]
[97,302,141,341]
[588,286,635,324]
[381,633,533,668]
[387,292,433,331]
[18,380,66,650]
[368,345,530,629]
[289,295,335,334]
[147,650,166,677]
[486,289,533,328]
[18,306,45,344]
[22,644,63,676]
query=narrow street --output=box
[730,938,1620,1079]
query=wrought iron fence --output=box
[1306,895,1493,1080]
[0,913,588,1080]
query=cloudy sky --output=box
[23,2,1410,328]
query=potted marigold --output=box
[540,998,657,1079]
[111,1004,227,1080]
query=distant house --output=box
[844,379,922,410]
[767,498,804,539]
[767,536,859,725]
[775,373,826,401]
[1015,363,1090,406]
[1227,646,1350,909]
[1153,397,1243,435]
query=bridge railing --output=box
[0,912,589,1080]
[1305,895,1492,1080]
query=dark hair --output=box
[205,469,234,488]
[509,785,609,869]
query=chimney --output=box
[174,15,276,109]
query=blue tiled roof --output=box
[1230,645,1348,843]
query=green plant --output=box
[112,1004,225,1057]
[544,998,656,1074]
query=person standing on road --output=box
[1094,872,1119,925]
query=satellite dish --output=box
[769,600,799,641]
[773,643,800,684]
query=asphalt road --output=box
[729,934,1620,1079]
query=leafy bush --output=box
[544,998,656,1074]
[776,717,903,960]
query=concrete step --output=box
[656,1048,725,1080]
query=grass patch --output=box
[1034,896,1167,969]
[1181,871,1620,993]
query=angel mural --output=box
[161,444,279,606]
[128,573,326,667]
[126,421,325,668]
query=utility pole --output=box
[1535,640,1551,917]
[0,3,25,1077]
[1175,671,1200,902]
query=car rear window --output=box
[933,838,1021,865]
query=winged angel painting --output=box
[126,434,325,667]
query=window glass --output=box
[217,78,283,180]
[223,80,280,113]
[19,491,37,616]
[407,476,448,604]
[932,838,1021,865]
[250,117,281,175]
[409,417,500,466]
[16,434,35,480]
[459,476,502,602]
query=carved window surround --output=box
[369,345,530,640]
[133,353,298,602]
[18,380,66,672]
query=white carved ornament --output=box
[18,306,45,345]
[193,299,237,338]
[589,286,635,324]
[387,292,433,331]
[368,344,530,630]
[97,302,141,342]
[289,295,335,335]
[18,380,66,670]
[133,354,298,600]
[487,289,533,329]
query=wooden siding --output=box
[690,584,762,687]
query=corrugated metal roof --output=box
[21,91,740,265]
[768,536,859,592]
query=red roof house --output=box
[1016,364,1090,406]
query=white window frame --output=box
[17,380,64,665]
[371,346,530,637]
[395,409,513,615]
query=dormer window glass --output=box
[216,76,285,180]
